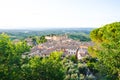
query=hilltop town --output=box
[26,35,93,59]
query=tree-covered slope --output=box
[89,22,120,80]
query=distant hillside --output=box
[0,28,94,41]
[68,32,91,41]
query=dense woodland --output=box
[0,22,120,80]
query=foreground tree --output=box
[25,51,65,80]
[0,33,30,80]
[89,22,120,80]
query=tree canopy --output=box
[89,22,120,80]
[0,33,30,80]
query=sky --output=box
[0,0,120,29]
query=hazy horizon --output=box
[0,0,120,29]
[0,27,95,31]
[0,26,96,30]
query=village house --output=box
[76,46,88,60]
[12,39,20,44]
[25,38,33,46]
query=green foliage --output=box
[26,51,65,80]
[86,74,96,80]
[31,36,47,45]
[63,56,96,80]
[89,22,120,80]
[39,36,47,43]
[78,64,88,76]
[14,41,30,53]
[69,55,78,63]
[0,33,30,80]
[68,32,91,42]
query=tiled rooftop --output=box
[29,36,92,58]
